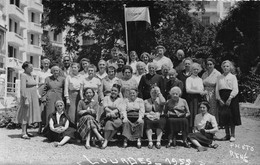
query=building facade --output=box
[0,0,43,98]
[190,1,236,25]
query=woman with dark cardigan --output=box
[77,88,104,149]
[138,62,164,100]
[216,60,241,142]
[44,100,76,147]
[101,84,125,149]
[188,101,219,152]
[164,87,191,148]
[144,87,166,149]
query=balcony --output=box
[6,57,23,70]
[20,0,28,7]
[27,44,42,55]
[27,22,43,34]
[28,0,43,13]
[7,32,24,47]
[8,5,25,22]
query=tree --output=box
[42,32,63,67]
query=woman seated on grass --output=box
[77,88,104,149]
[44,100,76,147]
[188,101,219,152]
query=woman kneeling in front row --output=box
[188,101,219,152]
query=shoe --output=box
[166,142,171,148]
[137,141,142,149]
[230,137,236,142]
[100,144,107,149]
[184,141,191,148]
[155,141,161,149]
[27,133,34,137]
[197,146,207,152]
[148,142,153,149]
[21,134,30,140]
[123,141,128,148]
[85,145,91,149]
[209,144,219,149]
[221,135,230,141]
[53,142,59,147]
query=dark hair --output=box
[22,61,31,70]
[122,65,133,74]
[206,58,216,65]
[117,56,127,65]
[112,83,121,92]
[198,101,211,112]
[63,55,71,61]
[83,88,95,97]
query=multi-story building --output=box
[190,1,236,25]
[0,0,43,98]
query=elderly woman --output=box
[44,100,75,147]
[129,51,138,74]
[216,60,241,142]
[138,62,164,100]
[101,84,125,149]
[122,88,145,148]
[164,87,190,148]
[64,63,82,124]
[153,45,173,75]
[177,58,193,100]
[116,56,127,79]
[107,47,119,66]
[119,65,138,99]
[79,58,90,79]
[144,87,166,149]
[188,101,219,152]
[42,66,65,127]
[17,61,41,139]
[202,58,221,122]
[174,49,185,74]
[166,69,184,99]
[132,61,146,84]
[186,63,207,130]
[80,64,101,103]
[140,52,151,73]
[160,64,171,99]
[96,60,108,80]
[77,88,104,149]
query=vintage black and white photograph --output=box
[0,0,259,164]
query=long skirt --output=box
[66,90,80,124]
[16,86,41,124]
[205,86,219,123]
[187,93,204,127]
[78,115,100,139]
[44,127,75,142]
[218,89,241,127]
[45,89,63,124]
[167,117,188,139]
[188,132,213,146]
[144,117,166,130]
[122,112,144,141]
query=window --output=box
[10,0,20,7]
[14,22,17,33]
[9,19,12,32]
[53,31,58,41]
[30,56,33,64]
[202,16,210,25]
[8,45,17,58]
[31,12,35,22]
[31,34,34,44]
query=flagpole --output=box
[123,4,129,64]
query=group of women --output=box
[16,47,241,152]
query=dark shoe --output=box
[148,142,153,149]
[221,135,230,141]
[197,146,208,152]
[21,134,30,140]
[209,144,219,149]
[184,141,191,148]
[27,133,34,137]
[155,141,161,149]
[85,145,91,149]
[166,142,171,148]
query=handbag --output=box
[168,108,186,118]
[204,121,213,130]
